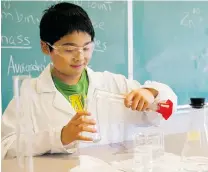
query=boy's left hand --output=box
[124,88,157,111]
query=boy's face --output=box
[47,31,93,77]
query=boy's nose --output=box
[74,49,84,60]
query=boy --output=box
[1,2,177,159]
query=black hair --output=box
[39,2,95,50]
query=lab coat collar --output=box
[36,64,96,94]
[36,64,56,93]
[36,64,100,114]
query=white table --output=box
[3,107,207,172]
[2,133,186,172]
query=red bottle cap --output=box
[156,99,173,120]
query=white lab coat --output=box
[1,64,177,159]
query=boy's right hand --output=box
[61,111,96,145]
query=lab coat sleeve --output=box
[1,99,77,159]
[140,81,178,113]
[102,71,177,113]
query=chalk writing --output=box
[1,11,13,20]
[7,55,48,75]
[2,0,11,10]
[72,0,83,7]
[180,8,203,28]
[1,34,30,46]
[15,9,40,24]
[192,8,200,15]
[1,9,40,25]
[180,12,195,28]
[92,21,105,30]
[94,38,107,53]
[87,1,112,12]
[192,47,208,72]
[73,0,113,11]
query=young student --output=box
[1,2,177,159]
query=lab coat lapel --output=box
[85,67,102,107]
[52,90,76,116]
[36,64,76,116]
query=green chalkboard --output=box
[3,1,208,112]
[133,1,208,105]
[1,1,128,112]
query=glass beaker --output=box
[180,106,208,172]
[92,89,128,152]
[80,97,102,143]
[131,114,165,172]
[13,75,34,172]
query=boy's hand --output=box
[124,88,157,111]
[61,111,96,145]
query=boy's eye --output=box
[83,47,90,51]
[65,49,73,52]
[63,47,75,52]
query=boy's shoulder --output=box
[20,64,54,94]
[86,67,131,93]
[20,77,38,94]
[86,67,127,81]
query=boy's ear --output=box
[40,41,50,55]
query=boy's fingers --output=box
[72,117,96,126]
[77,124,97,133]
[124,91,136,107]
[72,111,91,121]
[76,134,94,141]
[141,101,149,111]
[131,95,141,110]
[136,98,144,111]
